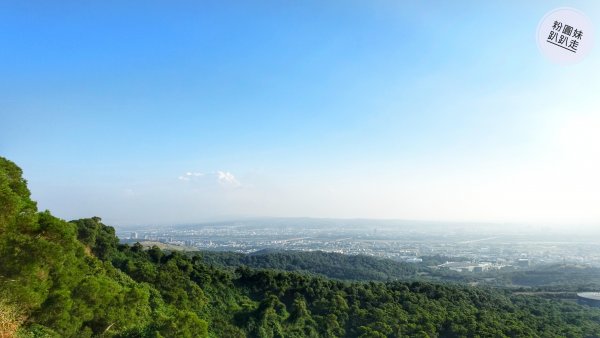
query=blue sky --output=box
[1,1,599,226]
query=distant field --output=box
[122,239,198,251]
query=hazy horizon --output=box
[2,1,599,226]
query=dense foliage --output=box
[189,248,600,295]
[0,158,207,337]
[423,262,600,291]
[3,156,600,337]
[196,250,418,281]
[508,265,600,289]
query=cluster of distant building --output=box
[434,258,530,273]
[122,224,600,273]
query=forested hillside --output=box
[195,250,418,281]
[3,156,600,338]
[0,158,209,337]
[190,247,600,291]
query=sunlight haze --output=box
[1,1,599,226]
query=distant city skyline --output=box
[1,1,599,226]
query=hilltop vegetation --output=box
[183,247,600,291]
[195,250,418,281]
[2,156,600,337]
[0,158,209,337]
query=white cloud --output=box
[178,172,205,181]
[216,171,241,188]
[178,170,241,188]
